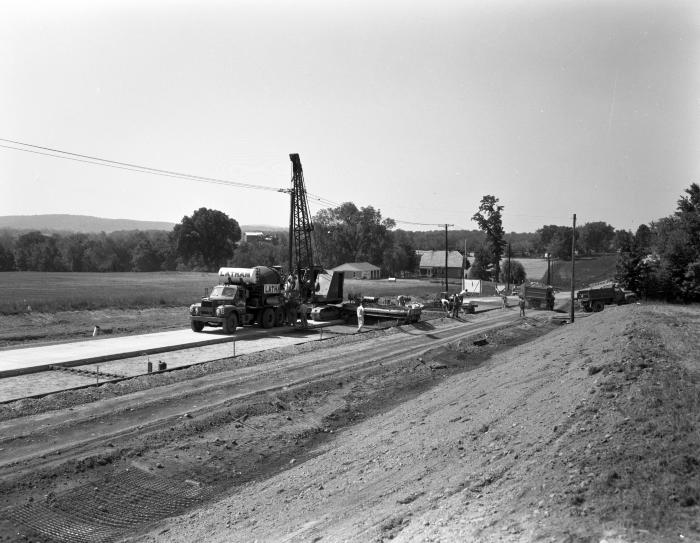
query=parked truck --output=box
[189,266,287,334]
[522,284,555,310]
[577,282,637,312]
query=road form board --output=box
[0,321,341,378]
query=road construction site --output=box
[0,294,541,404]
[1,302,697,543]
[1,303,537,541]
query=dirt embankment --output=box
[135,304,699,543]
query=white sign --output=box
[463,279,481,294]
[263,284,280,294]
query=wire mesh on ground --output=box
[7,468,209,543]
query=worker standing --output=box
[356,301,365,333]
[518,295,526,317]
[299,301,309,328]
[452,293,462,318]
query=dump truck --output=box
[522,284,555,310]
[189,266,286,333]
[577,282,637,312]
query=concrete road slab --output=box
[0,320,343,377]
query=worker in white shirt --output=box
[356,301,365,333]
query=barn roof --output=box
[330,262,381,272]
[419,250,464,268]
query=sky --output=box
[1,0,699,233]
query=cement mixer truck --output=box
[189,266,286,333]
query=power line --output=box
[0,138,286,193]
[1,137,581,230]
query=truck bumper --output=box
[190,315,224,324]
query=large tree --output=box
[499,260,527,284]
[313,203,395,269]
[471,195,504,281]
[578,221,615,255]
[173,208,241,271]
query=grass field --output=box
[0,255,620,315]
[547,254,619,289]
[0,272,218,314]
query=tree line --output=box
[2,184,697,304]
[615,183,700,302]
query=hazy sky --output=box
[1,0,698,232]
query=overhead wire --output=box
[0,138,286,193]
[1,137,578,229]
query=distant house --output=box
[418,250,464,279]
[330,262,381,280]
[243,231,275,243]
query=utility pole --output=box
[440,224,453,293]
[506,242,511,293]
[570,213,576,323]
[463,239,467,292]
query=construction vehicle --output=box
[287,154,343,305]
[577,282,637,312]
[189,266,286,333]
[523,284,555,310]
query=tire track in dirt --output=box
[0,313,519,477]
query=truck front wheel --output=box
[260,307,275,329]
[592,301,604,312]
[223,313,238,334]
[191,320,204,332]
[274,307,285,327]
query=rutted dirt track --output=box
[1,305,698,543]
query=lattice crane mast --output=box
[287,153,323,302]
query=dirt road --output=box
[1,304,698,543]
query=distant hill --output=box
[0,214,175,233]
[0,214,287,235]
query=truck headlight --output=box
[216,305,225,316]
[190,304,200,316]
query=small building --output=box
[418,250,464,279]
[243,231,276,243]
[330,262,381,280]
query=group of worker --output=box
[441,292,464,318]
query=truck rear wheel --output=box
[260,307,275,329]
[190,320,204,332]
[592,301,604,312]
[223,313,238,334]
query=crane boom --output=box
[288,153,317,279]
[288,154,323,302]
[287,154,343,305]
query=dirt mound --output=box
[136,304,699,543]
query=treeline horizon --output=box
[0,219,631,275]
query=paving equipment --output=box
[577,282,637,312]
